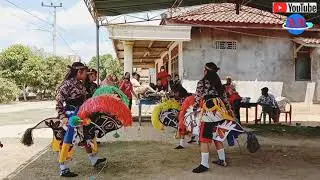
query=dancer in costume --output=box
[21,62,106,177]
[55,62,106,177]
[192,62,244,173]
[21,96,132,178]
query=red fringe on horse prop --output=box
[178,95,196,136]
[78,95,132,127]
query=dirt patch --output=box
[9,140,320,180]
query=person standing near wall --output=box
[156,66,169,91]
[223,76,242,124]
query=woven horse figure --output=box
[151,99,181,130]
[21,95,132,150]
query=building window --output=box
[215,41,237,50]
[295,52,311,81]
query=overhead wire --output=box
[3,0,79,56]
[57,32,78,55]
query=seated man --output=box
[257,87,280,123]
[131,73,156,96]
[155,78,166,92]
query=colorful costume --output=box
[151,99,181,130]
[21,79,132,177]
[178,95,200,138]
[193,79,244,144]
[93,85,130,107]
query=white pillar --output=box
[178,41,183,81]
[123,41,134,75]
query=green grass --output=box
[246,124,320,137]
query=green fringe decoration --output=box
[93,85,130,107]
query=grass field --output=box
[9,139,320,180]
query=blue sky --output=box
[0,0,116,62]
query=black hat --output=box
[205,62,220,72]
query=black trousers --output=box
[128,99,132,110]
[233,99,241,124]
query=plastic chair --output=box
[277,97,292,124]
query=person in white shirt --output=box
[257,87,280,123]
[131,73,156,96]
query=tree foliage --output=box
[88,54,123,80]
[0,44,119,103]
[36,56,71,98]
[0,77,19,103]
[0,44,71,101]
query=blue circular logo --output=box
[283,14,313,35]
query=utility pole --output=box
[41,2,62,56]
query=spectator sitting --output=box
[168,75,174,91]
[131,73,156,96]
[155,78,166,92]
[174,74,181,86]
[257,87,280,123]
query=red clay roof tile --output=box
[169,3,287,25]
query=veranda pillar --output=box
[123,41,134,75]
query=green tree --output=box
[0,77,20,103]
[88,54,123,80]
[105,57,123,79]
[36,56,71,99]
[0,44,42,101]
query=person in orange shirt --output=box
[156,66,169,91]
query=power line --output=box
[41,2,63,56]
[4,0,67,34]
[57,32,78,55]
[3,0,78,57]
[4,0,52,26]
[3,8,50,31]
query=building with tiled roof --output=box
[165,3,287,26]
[159,3,320,103]
[108,2,320,105]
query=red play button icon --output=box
[273,2,287,13]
